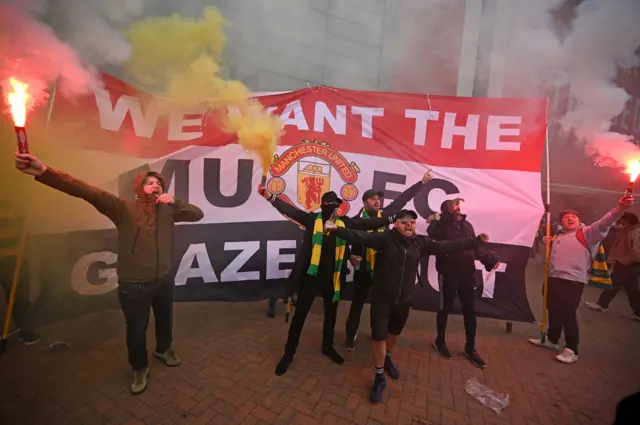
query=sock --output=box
[385,351,392,359]
[375,366,384,376]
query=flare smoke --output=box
[0,0,141,108]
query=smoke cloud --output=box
[0,0,141,112]
[384,0,640,170]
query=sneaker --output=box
[275,354,293,376]
[433,342,452,360]
[464,349,486,369]
[153,348,182,367]
[585,301,607,312]
[555,348,579,364]
[322,346,345,365]
[131,368,150,395]
[528,337,560,352]
[384,356,400,380]
[369,374,387,403]
[18,330,39,346]
[345,333,357,351]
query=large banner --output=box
[29,75,546,325]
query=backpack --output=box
[552,229,612,288]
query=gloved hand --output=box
[479,250,500,272]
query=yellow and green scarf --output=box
[361,209,386,278]
[551,233,612,288]
[588,244,612,288]
[307,214,346,302]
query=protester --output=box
[14,153,204,394]
[258,185,403,376]
[344,173,432,351]
[427,198,499,368]
[326,209,488,403]
[585,212,640,321]
[0,195,38,345]
[529,195,634,364]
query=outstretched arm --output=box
[582,198,631,246]
[258,186,311,225]
[14,153,126,224]
[347,215,393,230]
[381,170,432,218]
[417,235,484,257]
[334,227,388,251]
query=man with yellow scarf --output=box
[258,185,401,376]
[345,173,432,351]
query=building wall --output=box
[214,0,399,92]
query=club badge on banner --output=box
[32,74,546,325]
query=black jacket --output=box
[267,197,394,296]
[349,181,425,259]
[335,227,484,305]
[427,211,484,275]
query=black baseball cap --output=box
[394,209,418,221]
[322,191,342,205]
[362,189,384,202]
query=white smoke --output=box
[394,0,640,168]
[44,0,143,68]
[0,0,142,109]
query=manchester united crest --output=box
[266,139,360,216]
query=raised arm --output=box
[15,154,125,224]
[258,185,311,225]
[334,227,388,250]
[347,215,393,230]
[172,198,204,222]
[582,196,633,246]
[381,171,432,218]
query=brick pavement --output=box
[1,256,639,425]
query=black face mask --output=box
[321,202,339,219]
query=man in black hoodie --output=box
[326,209,488,403]
[427,198,498,369]
[344,175,431,351]
[258,185,408,376]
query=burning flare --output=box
[6,78,30,127]
[625,160,640,183]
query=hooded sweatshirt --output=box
[606,223,640,265]
[548,208,622,284]
[35,168,204,282]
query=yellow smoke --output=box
[124,7,282,176]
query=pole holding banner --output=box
[540,119,552,341]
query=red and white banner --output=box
[32,74,547,325]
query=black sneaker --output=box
[369,374,387,403]
[384,356,400,380]
[322,346,344,365]
[275,354,293,376]
[19,330,39,346]
[464,349,486,369]
[434,342,452,360]
[345,333,357,351]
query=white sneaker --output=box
[555,348,579,364]
[528,337,560,352]
[585,302,607,312]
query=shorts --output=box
[370,302,411,341]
